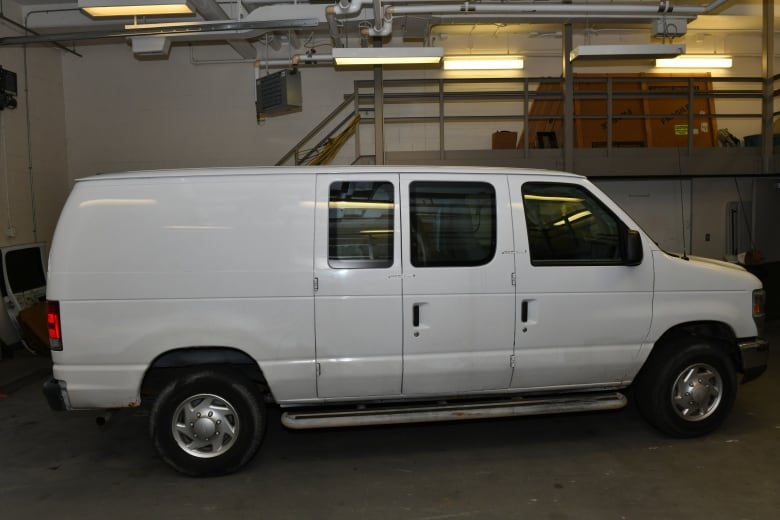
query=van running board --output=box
[281,392,627,430]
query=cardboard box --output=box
[492,131,518,149]
[18,302,49,355]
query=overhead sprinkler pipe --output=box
[329,0,388,43]
[701,0,730,14]
[333,0,372,17]
[325,5,345,47]
[366,8,393,37]
[385,3,705,17]
[372,0,383,32]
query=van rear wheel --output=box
[635,337,736,438]
[150,370,266,476]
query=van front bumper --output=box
[738,337,769,383]
[43,378,69,411]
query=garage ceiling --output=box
[0,0,776,60]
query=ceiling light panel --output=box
[443,56,524,70]
[79,0,193,17]
[656,55,733,68]
[332,47,444,66]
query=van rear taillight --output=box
[47,301,63,351]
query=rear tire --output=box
[150,370,266,476]
[635,337,736,438]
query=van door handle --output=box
[413,304,420,327]
[521,300,529,323]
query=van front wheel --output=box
[636,338,736,438]
[150,370,266,476]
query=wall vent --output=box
[256,69,302,118]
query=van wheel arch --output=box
[646,321,740,373]
[140,347,271,404]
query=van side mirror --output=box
[624,229,643,266]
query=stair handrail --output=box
[276,92,358,166]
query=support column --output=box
[353,80,361,161]
[761,0,775,174]
[439,80,445,160]
[562,23,575,172]
[374,64,385,165]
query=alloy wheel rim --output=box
[171,393,240,458]
[670,363,723,422]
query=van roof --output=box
[77,166,584,182]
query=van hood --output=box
[653,250,761,292]
[687,255,748,273]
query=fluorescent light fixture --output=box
[79,0,193,17]
[656,55,733,68]
[443,56,524,71]
[570,44,685,61]
[332,47,443,66]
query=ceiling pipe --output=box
[325,5,344,47]
[367,9,392,37]
[387,4,702,17]
[254,52,334,73]
[701,0,730,15]
[344,0,729,41]
[332,0,372,17]
[372,0,382,33]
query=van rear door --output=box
[313,174,403,398]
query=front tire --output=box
[150,370,266,476]
[635,337,736,438]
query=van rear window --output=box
[328,181,395,269]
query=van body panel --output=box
[48,173,318,406]
[52,363,147,409]
[653,251,761,294]
[47,174,315,300]
[648,250,761,341]
[53,298,317,403]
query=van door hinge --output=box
[510,354,516,368]
[316,362,322,376]
[511,272,517,286]
[313,277,319,292]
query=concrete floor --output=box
[1,325,778,519]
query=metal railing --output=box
[277,74,778,167]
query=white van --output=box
[43,166,768,476]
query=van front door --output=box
[508,179,654,390]
[313,175,402,398]
[400,175,516,395]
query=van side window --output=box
[522,183,622,265]
[410,182,496,267]
[328,181,394,268]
